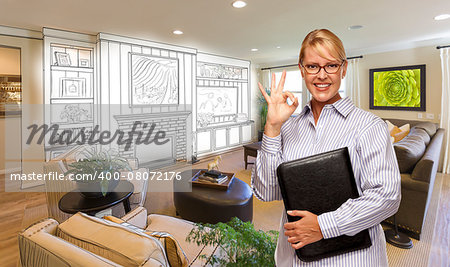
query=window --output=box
[340,76,347,98]
[269,68,347,114]
[272,69,304,114]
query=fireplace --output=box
[135,134,176,168]
[114,111,191,169]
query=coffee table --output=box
[243,141,261,169]
[173,169,253,224]
[59,180,134,216]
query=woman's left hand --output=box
[284,210,324,249]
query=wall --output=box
[97,33,196,165]
[0,46,20,75]
[359,46,442,123]
[0,46,21,174]
[251,65,262,138]
[195,53,253,155]
[252,45,442,136]
[0,28,44,190]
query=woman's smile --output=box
[314,83,332,90]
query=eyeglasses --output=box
[300,61,345,75]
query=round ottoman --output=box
[173,169,253,224]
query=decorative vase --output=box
[76,177,120,198]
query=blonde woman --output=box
[252,29,401,266]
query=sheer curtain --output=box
[261,69,271,91]
[257,69,271,132]
[440,48,450,173]
[345,58,361,107]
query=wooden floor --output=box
[1,148,449,267]
[0,172,47,267]
[428,173,450,267]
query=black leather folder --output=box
[276,147,372,262]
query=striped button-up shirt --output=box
[251,97,401,266]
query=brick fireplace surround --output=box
[114,111,191,168]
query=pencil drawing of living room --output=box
[1,1,450,266]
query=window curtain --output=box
[256,69,271,132]
[345,58,361,107]
[261,69,271,91]
[440,48,450,174]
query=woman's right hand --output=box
[258,70,299,137]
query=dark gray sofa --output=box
[383,118,444,240]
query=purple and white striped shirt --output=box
[251,97,401,266]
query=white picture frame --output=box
[60,77,86,98]
[55,52,71,66]
[79,59,90,67]
[129,53,179,106]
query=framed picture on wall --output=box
[129,53,179,106]
[60,77,86,98]
[55,52,71,66]
[196,86,238,127]
[369,64,426,111]
[79,59,90,67]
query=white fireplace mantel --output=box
[113,111,191,123]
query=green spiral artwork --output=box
[370,65,425,111]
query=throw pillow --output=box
[390,126,410,143]
[104,215,188,267]
[385,120,395,133]
[146,231,189,267]
[399,123,410,132]
[390,126,402,136]
[386,121,410,143]
[57,213,168,266]
[393,128,410,143]
[414,122,437,137]
[411,127,431,146]
[393,127,427,173]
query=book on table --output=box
[190,170,235,190]
[276,147,372,262]
[197,174,228,184]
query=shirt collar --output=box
[299,97,355,118]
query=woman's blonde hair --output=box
[298,29,346,64]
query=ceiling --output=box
[1,0,450,66]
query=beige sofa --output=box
[19,207,218,267]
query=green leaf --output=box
[186,217,278,266]
[64,148,130,196]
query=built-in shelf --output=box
[50,98,94,104]
[196,77,248,83]
[55,121,94,128]
[197,120,254,131]
[44,35,96,160]
[51,66,94,73]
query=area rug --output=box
[386,173,443,267]
[235,169,443,267]
[234,169,284,232]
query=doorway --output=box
[0,46,22,175]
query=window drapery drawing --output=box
[197,87,237,127]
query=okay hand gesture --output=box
[258,70,299,137]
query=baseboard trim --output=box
[0,167,21,175]
[20,180,45,189]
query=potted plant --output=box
[65,148,131,198]
[257,87,270,141]
[187,217,278,266]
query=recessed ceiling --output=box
[1,0,450,66]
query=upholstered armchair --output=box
[19,207,219,267]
